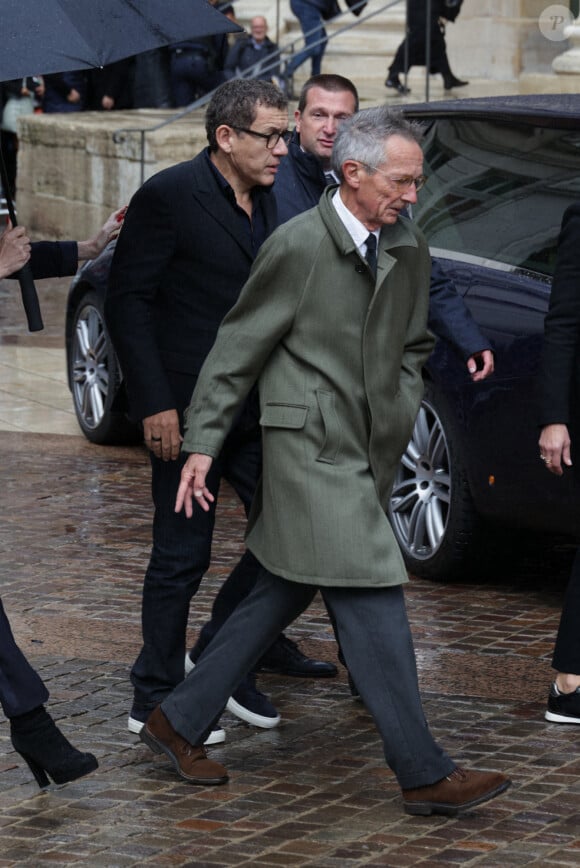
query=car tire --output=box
[388,385,481,581]
[69,289,140,445]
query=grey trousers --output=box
[161,568,454,790]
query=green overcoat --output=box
[183,187,434,587]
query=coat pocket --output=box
[260,403,309,429]
[315,389,341,464]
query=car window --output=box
[415,118,580,277]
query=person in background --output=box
[538,201,580,726]
[286,0,337,85]
[385,0,468,95]
[224,16,281,84]
[169,30,228,106]
[132,49,172,109]
[89,59,133,111]
[42,72,87,113]
[0,207,124,788]
[1,77,44,199]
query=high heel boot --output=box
[10,706,98,788]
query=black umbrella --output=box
[1,0,240,330]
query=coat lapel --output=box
[188,151,276,261]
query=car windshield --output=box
[416,118,580,277]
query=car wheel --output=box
[69,289,140,444]
[388,386,481,580]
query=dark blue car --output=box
[66,94,580,580]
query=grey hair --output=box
[330,106,424,181]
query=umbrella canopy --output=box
[1,0,239,82]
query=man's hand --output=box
[76,206,128,261]
[467,349,494,382]
[539,423,572,476]
[175,453,215,517]
[143,409,182,461]
[0,222,31,279]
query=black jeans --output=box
[130,406,262,709]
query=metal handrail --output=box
[112,0,405,186]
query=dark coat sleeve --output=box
[427,258,491,360]
[538,202,580,430]
[8,241,78,280]
[105,153,279,424]
[105,174,180,423]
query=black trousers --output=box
[130,374,263,710]
[0,598,48,719]
[552,547,580,674]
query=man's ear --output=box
[294,109,302,132]
[215,124,234,153]
[342,160,362,188]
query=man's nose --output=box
[402,185,418,204]
[273,138,289,156]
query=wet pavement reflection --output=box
[0,276,579,866]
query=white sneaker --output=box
[185,653,281,729]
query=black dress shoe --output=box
[443,76,469,90]
[385,76,410,96]
[257,635,338,678]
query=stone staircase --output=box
[231,0,407,91]
[228,0,577,100]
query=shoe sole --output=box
[129,716,226,745]
[403,779,511,817]
[545,710,580,724]
[225,695,281,729]
[140,727,228,786]
[186,654,280,729]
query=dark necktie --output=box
[365,233,377,279]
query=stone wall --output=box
[16,109,207,240]
[446,0,569,79]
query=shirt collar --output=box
[331,188,379,255]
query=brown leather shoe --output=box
[402,767,511,816]
[140,706,229,785]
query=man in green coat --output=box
[140,106,510,817]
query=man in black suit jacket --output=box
[538,201,580,726]
[106,79,335,743]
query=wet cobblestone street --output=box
[1,277,579,866]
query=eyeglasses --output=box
[232,127,292,149]
[361,163,427,192]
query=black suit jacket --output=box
[538,202,580,450]
[105,150,278,422]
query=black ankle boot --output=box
[10,706,98,788]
